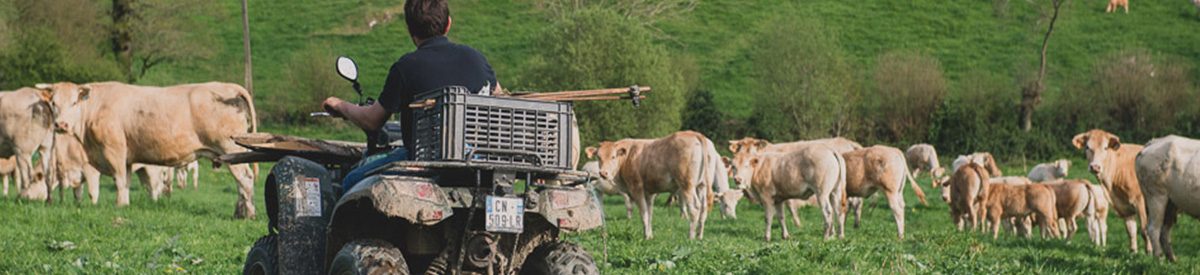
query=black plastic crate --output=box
[412,86,575,169]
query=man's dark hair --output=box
[404,0,450,40]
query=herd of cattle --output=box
[0,82,259,218]
[584,129,1200,261]
[4,81,1200,263]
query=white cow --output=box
[1136,135,1200,261]
[1028,159,1070,182]
[0,88,55,199]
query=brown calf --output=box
[982,183,1061,239]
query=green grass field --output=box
[3,139,1198,274]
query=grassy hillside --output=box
[136,0,1200,124]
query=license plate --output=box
[485,196,524,233]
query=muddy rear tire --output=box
[243,235,277,275]
[521,241,599,275]
[328,239,409,275]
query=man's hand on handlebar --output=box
[321,97,347,118]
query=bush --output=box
[523,8,688,145]
[866,51,948,144]
[929,71,1022,157]
[748,17,856,142]
[681,89,721,138]
[1051,49,1197,143]
[0,29,122,90]
[263,45,347,123]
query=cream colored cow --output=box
[1136,135,1200,261]
[0,88,55,198]
[1028,159,1070,182]
[1086,183,1112,247]
[588,131,715,240]
[729,146,846,241]
[1073,129,1149,253]
[727,137,897,228]
[982,183,1060,240]
[906,143,945,181]
[49,133,101,204]
[37,82,258,218]
[1044,180,1094,239]
[942,163,991,231]
[841,145,923,239]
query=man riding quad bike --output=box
[224,1,646,273]
[231,76,606,274]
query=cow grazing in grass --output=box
[1043,179,1096,239]
[729,146,846,241]
[1073,129,1149,253]
[37,82,259,219]
[982,183,1060,239]
[943,163,991,231]
[49,133,101,204]
[588,131,716,240]
[906,143,945,183]
[840,145,924,239]
[0,88,55,200]
[1136,135,1200,261]
[727,137,898,228]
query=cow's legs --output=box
[632,189,653,240]
[680,185,699,240]
[1124,217,1140,253]
[190,163,199,189]
[887,191,906,239]
[1087,215,1100,245]
[621,193,634,219]
[849,197,863,229]
[85,166,100,204]
[1,174,8,196]
[762,196,776,242]
[1134,197,1153,254]
[834,185,846,239]
[788,200,803,228]
[1145,194,1168,258]
[1161,201,1178,262]
[990,211,1001,240]
[777,200,790,240]
[229,163,257,219]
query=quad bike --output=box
[225,56,645,274]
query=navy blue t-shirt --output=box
[377,36,497,147]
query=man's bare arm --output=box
[323,97,389,132]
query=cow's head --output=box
[979,153,1002,177]
[716,190,744,219]
[35,82,90,140]
[728,138,771,156]
[585,141,629,181]
[1053,159,1070,178]
[729,155,763,190]
[931,166,946,179]
[1072,129,1121,177]
[937,175,952,203]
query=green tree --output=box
[523,8,687,145]
[868,51,948,143]
[749,17,855,142]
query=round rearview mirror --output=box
[336,56,358,81]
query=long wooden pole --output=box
[241,0,254,95]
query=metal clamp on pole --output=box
[628,85,641,107]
